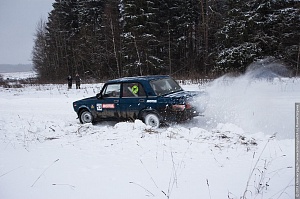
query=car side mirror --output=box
[96,93,102,99]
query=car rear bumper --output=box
[160,107,200,123]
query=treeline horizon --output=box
[32,0,300,82]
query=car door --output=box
[118,82,147,120]
[95,83,120,120]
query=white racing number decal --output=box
[147,100,157,103]
[96,104,103,111]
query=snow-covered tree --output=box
[215,0,300,74]
[32,0,299,80]
[74,0,106,78]
[46,0,79,79]
[120,0,163,76]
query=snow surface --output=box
[1,71,37,81]
[0,74,297,199]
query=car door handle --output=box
[139,99,144,102]
[114,100,119,103]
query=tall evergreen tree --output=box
[32,0,299,80]
[42,0,108,80]
[215,0,300,74]
[75,0,106,79]
[121,0,163,76]
[175,0,201,76]
[252,0,300,71]
[214,0,261,73]
[46,0,79,79]
[102,0,123,78]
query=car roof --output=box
[106,75,170,84]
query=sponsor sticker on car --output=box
[102,104,115,109]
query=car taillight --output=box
[172,104,185,111]
[185,103,192,109]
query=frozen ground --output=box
[0,73,297,199]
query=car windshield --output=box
[150,78,183,96]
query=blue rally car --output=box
[73,75,207,128]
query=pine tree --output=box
[215,0,300,74]
[43,0,108,80]
[251,0,300,72]
[175,0,201,76]
[46,0,79,79]
[75,0,106,79]
[102,0,123,78]
[214,0,260,73]
[121,0,163,76]
[33,0,299,80]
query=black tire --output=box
[79,109,93,124]
[144,113,160,129]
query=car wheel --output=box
[79,110,93,124]
[144,113,160,128]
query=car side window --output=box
[103,84,120,98]
[122,83,146,98]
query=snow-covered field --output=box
[0,73,297,199]
[0,71,36,80]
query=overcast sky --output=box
[0,0,54,65]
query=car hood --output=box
[73,96,96,104]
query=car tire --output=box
[144,113,160,129]
[79,110,93,124]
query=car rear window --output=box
[150,78,182,96]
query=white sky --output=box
[0,0,54,64]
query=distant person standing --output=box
[75,73,81,89]
[67,75,72,89]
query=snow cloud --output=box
[204,58,296,139]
